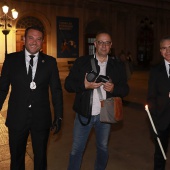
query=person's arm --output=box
[0,55,10,110]
[50,57,63,134]
[65,58,88,93]
[109,61,129,98]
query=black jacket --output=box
[64,55,129,114]
[0,51,63,130]
[147,61,170,130]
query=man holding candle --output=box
[147,36,170,169]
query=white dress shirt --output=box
[25,49,38,80]
[92,56,108,116]
[164,59,170,77]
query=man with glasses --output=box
[65,31,129,170]
[147,36,170,169]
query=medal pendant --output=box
[30,82,36,90]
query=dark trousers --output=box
[8,127,50,170]
[154,125,170,170]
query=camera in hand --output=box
[86,71,109,83]
[96,75,109,83]
[86,70,98,82]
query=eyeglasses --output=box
[160,46,170,51]
[96,41,112,46]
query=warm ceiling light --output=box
[2,5,9,14]
[11,9,18,19]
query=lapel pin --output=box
[42,60,45,63]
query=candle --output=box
[145,105,157,134]
[145,105,167,160]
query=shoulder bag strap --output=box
[78,90,93,126]
[91,57,97,73]
[78,57,96,126]
[92,57,104,101]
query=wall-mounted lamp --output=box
[0,4,18,57]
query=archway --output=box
[137,17,154,66]
[16,16,47,53]
[84,20,105,55]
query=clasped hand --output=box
[84,74,114,93]
[51,117,62,134]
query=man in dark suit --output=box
[147,36,170,169]
[65,31,129,170]
[0,25,63,170]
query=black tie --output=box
[28,55,35,82]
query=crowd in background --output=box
[110,49,134,80]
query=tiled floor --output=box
[0,68,170,170]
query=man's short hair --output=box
[160,35,170,45]
[95,30,111,38]
[24,25,44,39]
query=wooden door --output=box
[16,29,47,53]
[16,30,25,52]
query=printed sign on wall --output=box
[57,16,79,58]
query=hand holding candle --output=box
[145,105,167,160]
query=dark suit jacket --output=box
[64,55,129,114]
[147,61,170,130]
[0,51,63,130]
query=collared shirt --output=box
[92,56,108,116]
[164,59,170,77]
[25,49,39,80]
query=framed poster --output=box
[57,16,79,58]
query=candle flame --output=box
[145,105,148,109]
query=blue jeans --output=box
[67,113,111,170]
